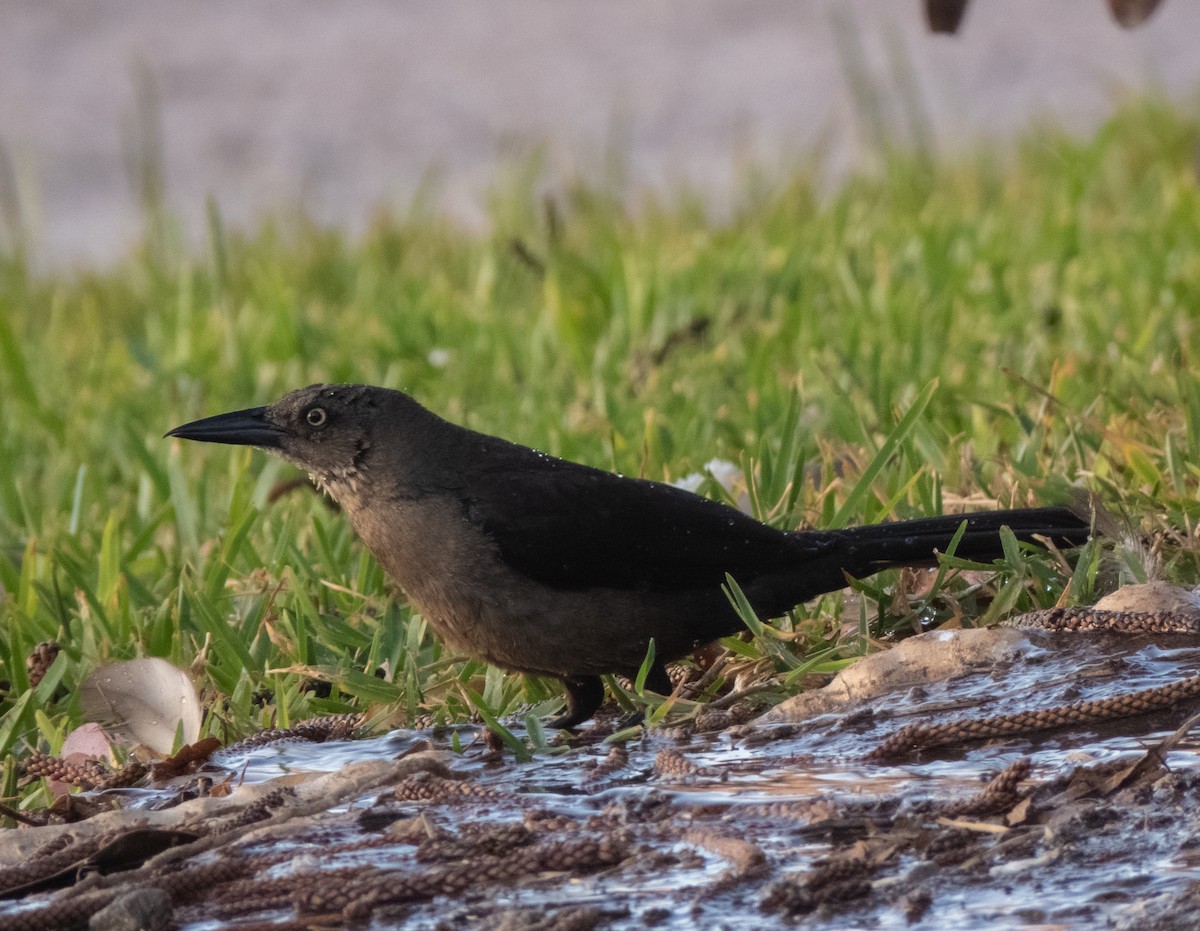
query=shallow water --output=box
[223,638,1200,927]
[7,631,1200,929]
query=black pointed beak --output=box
[165,406,286,448]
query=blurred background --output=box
[3,0,1199,269]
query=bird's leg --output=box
[546,675,605,730]
[609,661,675,730]
[641,662,673,698]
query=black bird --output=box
[167,384,1091,727]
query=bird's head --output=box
[167,384,381,502]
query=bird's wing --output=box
[460,456,830,592]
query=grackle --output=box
[168,384,1091,728]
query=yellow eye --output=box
[306,407,327,427]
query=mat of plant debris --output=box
[5,625,1200,931]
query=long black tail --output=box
[832,505,1091,577]
[731,506,1092,637]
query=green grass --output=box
[2,98,1200,780]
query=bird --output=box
[167,384,1092,728]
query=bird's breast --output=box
[345,494,510,651]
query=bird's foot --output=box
[545,675,605,730]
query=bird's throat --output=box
[308,466,366,507]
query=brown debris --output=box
[12,603,1200,931]
[453,904,616,931]
[684,829,766,874]
[1004,606,1200,634]
[26,642,61,689]
[185,866,365,920]
[22,748,148,798]
[0,759,635,928]
[683,828,768,896]
[522,809,583,834]
[220,713,366,754]
[904,888,934,923]
[761,856,874,917]
[0,831,107,899]
[150,737,222,782]
[294,835,630,922]
[737,799,842,824]
[391,772,502,803]
[868,674,1200,760]
[653,748,717,779]
[92,761,152,793]
[940,758,1031,818]
[415,823,534,862]
[22,751,111,790]
[189,786,297,836]
[0,847,249,930]
[482,727,507,753]
[924,828,978,867]
[692,702,757,732]
[583,745,629,784]
[0,886,123,931]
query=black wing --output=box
[460,452,833,592]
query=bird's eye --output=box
[306,407,327,427]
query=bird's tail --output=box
[833,505,1092,576]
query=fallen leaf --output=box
[80,658,202,755]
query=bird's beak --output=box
[165,406,285,449]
